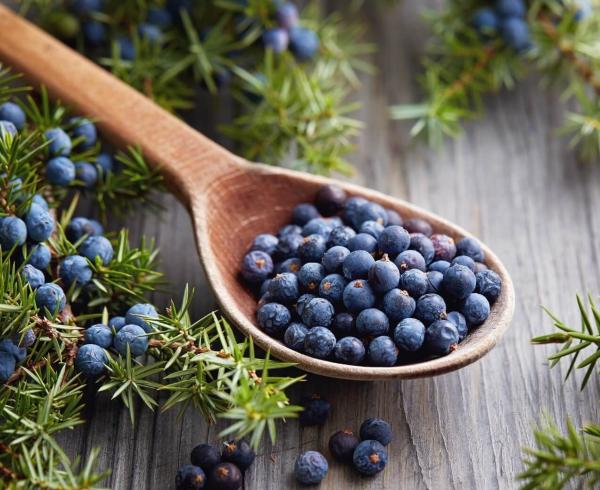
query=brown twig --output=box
[148,338,209,355]
[441,47,497,102]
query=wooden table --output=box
[59,1,599,488]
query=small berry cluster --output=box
[74,302,158,378]
[175,439,256,490]
[262,2,320,61]
[293,395,392,484]
[240,184,503,367]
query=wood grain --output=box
[5,0,600,488]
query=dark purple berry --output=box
[190,444,220,472]
[221,439,255,471]
[329,429,360,462]
[209,462,242,490]
[315,184,346,216]
[430,234,456,262]
[299,395,331,426]
[404,218,432,236]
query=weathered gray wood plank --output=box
[56,1,600,489]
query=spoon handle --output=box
[0,5,242,206]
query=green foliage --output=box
[17,0,374,174]
[390,0,600,161]
[523,294,600,488]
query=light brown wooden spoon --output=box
[0,6,515,380]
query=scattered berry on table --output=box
[221,439,255,471]
[299,395,331,426]
[208,462,241,490]
[294,451,329,485]
[175,464,206,490]
[359,418,392,446]
[329,429,360,463]
[190,443,221,472]
[352,440,387,476]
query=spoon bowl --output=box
[0,6,515,380]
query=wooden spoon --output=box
[0,6,515,380]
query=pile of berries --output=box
[74,302,158,378]
[262,2,320,61]
[240,184,503,367]
[175,438,256,490]
[292,394,392,484]
[472,0,591,52]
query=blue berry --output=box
[452,255,476,272]
[0,216,27,248]
[332,312,355,337]
[456,237,485,262]
[175,464,206,490]
[148,7,173,28]
[84,323,113,348]
[322,245,350,273]
[222,439,255,471]
[276,257,301,274]
[259,279,272,297]
[382,288,415,323]
[75,343,108,377]
[353,201,388,228]
[404,218,432,236]
[298,234,327,262]
[66,216,102,242]
[334,336,365,364]
[262,28,289,53]
[109,316,126,331]
[274,232,303,259]
[367,336,398,366]
[0,102,25,129]
[315,184,347,216]
[426,270,443,294]
[295,293,315,317]
[343,279,376,313]
[352,440,387,476]
[447,311,468,341]
[289,27,320,61]
[138,23,163,43]
[378,225,410,258]
[425,320,459,355]
[395,249,426,272]
[298,263,325,292]
[79,235,113,264]
[461,293,490,326]
[0,120,17,137]
[359,220,385,239]
[257,302,290,336]
[431,234,456,262]
[386,209,403,227]
[116,36,136,60]
[208,463,240,490]
[46,156,76,185]
[356,308,390,337]
[473,7,500,34]
[268,272,300,303]
[35,283,66,314]
[318,273,347,304]
[342,196,367,226]
[476,269,502,303]
[21,264,44,289]
[327,226,356,248]
[284,322,309,351]
[190,444,220,472]
[329,429,360,463]
[394,318,425,352]
[304,326,336,358]
[278,224,302,237]
[59,255,92,286]
[276,2,299,29]
[45,128,72,156]
[114,324,148,356]
[367,256,399,293]
[360,418,392,446]
[95,152,114,176]
[414,293,447,325]
[0,338,25,363]
[299,395,331,426]
[125,303,158,332]
[250,233,278,255]
[399,269,429,298]
[25,203,54,242]
[342,250,375,280]
[82,20,107,45]
[409,233,435,264]
[442,264,477,300]
[0,350,15,383]
[70,117,97,149]
[501,17,531,51]
[14,328,36,348]
[294,451,328,485]
[348,232,378,254]
[428,260,451,273]
[302,218,333,238]
[495,0,526,18]
[75,161,98,188]
[31,194,49,210]
[301,297,334,327]
[474,262,488,274]
[292,203,320,226]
